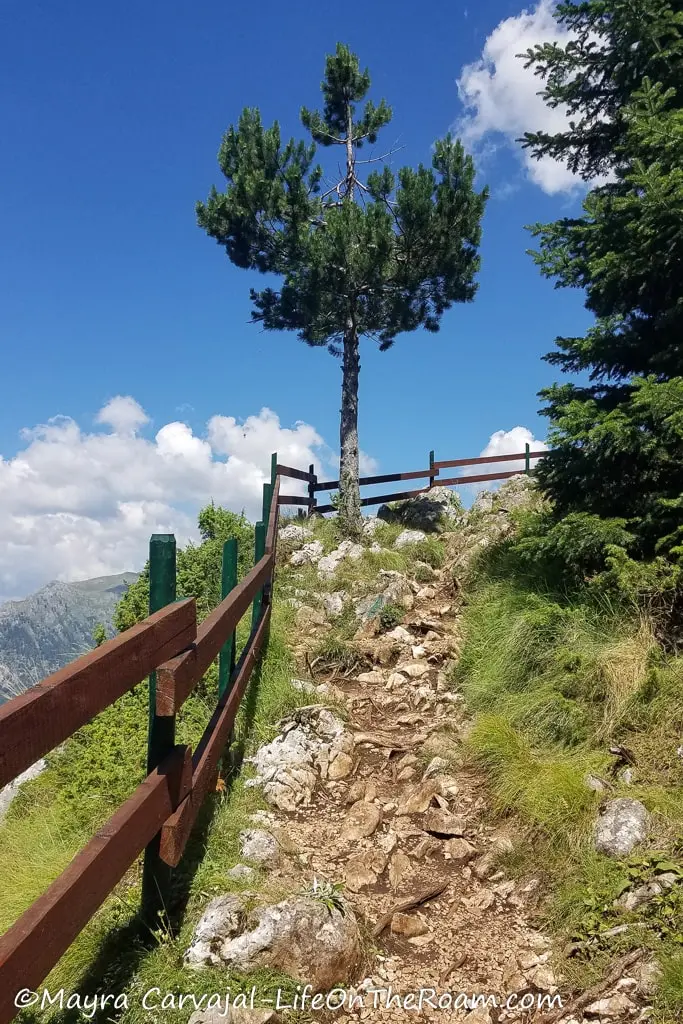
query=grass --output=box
[455,539,683,1022]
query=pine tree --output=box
[520,0,683,179]
[197,43,487,535]
[524,1,683,560]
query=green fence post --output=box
[141,534,176,931]
[270,452,278,489]
[251,521,266,628]
[429,450,435,490]
[525,442,531,475]
[218,538,238,699]
[262,480,272,526]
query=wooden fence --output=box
[0,455,284,1024]
[277,444,547,515]
[0,444,546,1022]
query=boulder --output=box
[471,490,495,514]
[377,487,461,532]
[278,524,313,548]
[594,798,649,857]
[399,661,429,679]
[186,895,247,967]
[290,678,318,695]
[386,626,415,645]
[213,896,360,989]
[394,529,427,549]
[362,517,382,536]
[635,960,662,997]
[246,706,354,811]
[0,759,46,822]
[354,571,414,622]
[289,540,324,566]
[317,540,365,579]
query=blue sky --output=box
[0,0,591,596]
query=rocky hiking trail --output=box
[187,486,660,1024]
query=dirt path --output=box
[269,563,559,1023]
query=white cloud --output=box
[462,423,548,487]
[455,0,583,195]
[95,395,149,435]
[455,425,548,500]
[0,401,346,601]
[478,425,548,472]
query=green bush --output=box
[379,602,404,631]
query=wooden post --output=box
[251,521,266,628]
[218,538,238,699]
[429,450,435,490]
[141,534,176,929]
[308,463,317,516]
[270,452,278,489]
[525,443,531,475]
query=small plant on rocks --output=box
[299,877,346,915]
[379,602,405,631]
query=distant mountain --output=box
[0,572,139,703]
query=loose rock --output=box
[444,838,477,861]
[594,798,650,857]
[396,780,439,815]
[390,912,428,938]
[423,808,466,836]
[239,830,280,867]
[342,800,382,840]
[389,849,412,888]
[394,529,427,549]
[323,591,346,619]
[227,864,256,881]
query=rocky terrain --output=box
[0,571,138,701]
[183,481,661,1024]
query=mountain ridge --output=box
[0,572,139,702]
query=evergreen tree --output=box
[197,43,487,535]
[523,1,683,560]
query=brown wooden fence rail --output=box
[0,444,547,1022]
[278,445,548,515]
[0,455,285,1024]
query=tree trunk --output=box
[338,320,362,536]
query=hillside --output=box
[0,572,139,702]
[0,486,681,1024]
